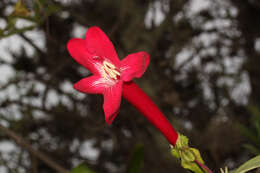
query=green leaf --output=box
[243,144,260,155]
[71,163,95,173]
[234,155,260,173]
[239,124,259,144]
[255,121,260,139]
[127,144,144,173]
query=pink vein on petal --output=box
[74,75,107,94]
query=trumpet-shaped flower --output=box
[67,26,149,124]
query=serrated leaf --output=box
[127,144,144,173]
[234,155,260,173]
[71,163,95,173]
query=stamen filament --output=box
[102,61,121,80]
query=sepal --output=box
[171,133,206,173]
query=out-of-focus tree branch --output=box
[0,124,70,173]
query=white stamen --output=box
[101,61,120,80]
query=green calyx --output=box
[170,133,206,173]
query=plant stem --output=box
[195,160,213,173]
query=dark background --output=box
[0,0,260,172]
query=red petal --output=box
[74,75,106,94]
[103,81,122,124]
[67,38,100,75]
[85,26,120,66]
[120,52,150,82]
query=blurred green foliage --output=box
[71,163,96,173]
[230,155,260,173]
[240,106,260,155]
[0,0,61,38]
[127,144,144,173]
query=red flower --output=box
[67,26,149,124]
[67,26,178,145]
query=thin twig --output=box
[20,33,45,56]
[0,124,69,173]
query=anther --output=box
[102,61,120,80]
